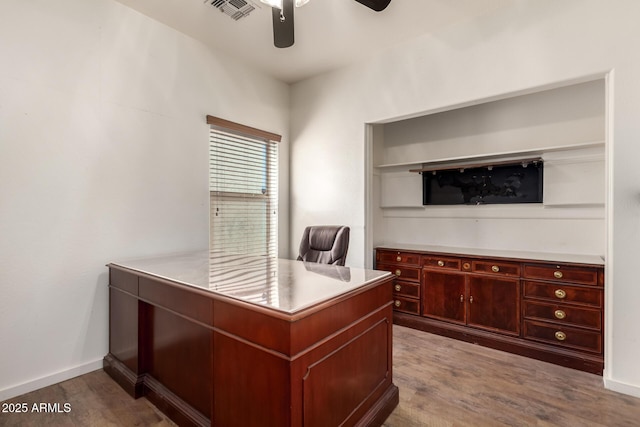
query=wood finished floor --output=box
[2,325,639,426]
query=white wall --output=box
[0,0,289,400]
[290,0,640,396]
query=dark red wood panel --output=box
[109,288,139,373]
[302,320,390,427]
[139,277,213,326]
[213,331,291,427]
[290,282,393,356]
[212,300,291,355]
[148,305,213,418]
[110,268,138,294]
[422,270,466,324]
[467,275,520,336]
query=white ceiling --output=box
[114,0,512,84]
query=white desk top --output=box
[109,251,391,314]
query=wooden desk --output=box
[104,252,398,426]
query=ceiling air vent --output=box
[206,0,257,21]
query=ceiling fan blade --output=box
[354,0,391,12]
[272,0,294,48]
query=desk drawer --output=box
[377,264,421,282]
[377,250,420,266]
[393,280,420,299]
[422,256,461,271]
[393,296,420,315]
[524,320,602,354]
[523,281,602,308]
[472,260,520,277]
[523,300,601,330]
[523,264,600,286]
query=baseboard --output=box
[0,358,104,402]
[603,375,640,399]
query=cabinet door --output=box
[467,275,520,336]
[422,270,466,324]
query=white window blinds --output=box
[208,116,279,258]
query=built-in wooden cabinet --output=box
[375,247,605,374]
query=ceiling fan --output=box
[260,0,392,48]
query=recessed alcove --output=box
[368,79,606,257]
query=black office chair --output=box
[297,226,350,266]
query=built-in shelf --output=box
[377,141,605,209]
[375,140,604,169]
[409,157,542,174]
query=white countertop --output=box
[109,251,391,314]
[376,243,605,266]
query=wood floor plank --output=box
[383,326,640,427]
[0,370,176,427]
[2,325,639,426]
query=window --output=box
[207,116,280,258]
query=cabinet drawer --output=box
[523,263,600,286]
[524,320,602,354]
[523,300,601,330]
[472,260,520,276]
[422,256,461,270]
[377,264,421,282]
[393,296,420,315]
[377,250,420,266]
[523,281,602,308]
[393,280,420,299]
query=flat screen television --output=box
[422,161,543,205]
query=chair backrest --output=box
[296,226,350,266]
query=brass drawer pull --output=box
[554,309,566,320]
[437,260,445,267]
[394,300,401,307]
[395,269,401,277]
[462,262,471,270]
[460,294,464,303]
[396,256,402,262]
[555,331,567,341]
[554,289,567,299]
[491,265,500,273]
[394,284,402,292]
[554,271,563,279]
[469,296,474,304]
